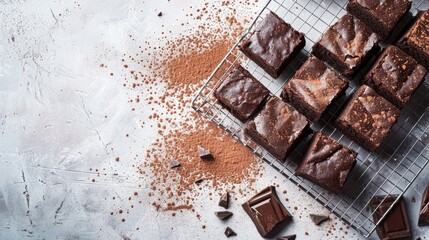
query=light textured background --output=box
[0,0,428,239]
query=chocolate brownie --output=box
[336,85,400,151]
[245,97,309,162]
[213,65,270,122]
[281,56,348,122]
[370,195,411,240]
[312,14,381,77]
[296,132,357,193]
[397,10,429,69]
[240,12,305,79]
[347,0,411,40]
[363,45,427,108]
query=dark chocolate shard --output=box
[309,214,329,225]
[419,183,429,226]
[219,192,230,209]
[277,235,296,240]
[197,145,213,160]
[224,227,237,237]
[215,211,233,220]
[169,160,181,169]
[242,186,292,237]
[194,178,204,184]
[370,195,411,240]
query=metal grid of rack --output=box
[191,0,429,237]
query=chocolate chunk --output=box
[219,192,230,209]
[296,132,357,192]
[370,195,411,239]
[397,10,429,69]
[197,145,213,160]
[363,45,427,108]
[419,183,429,226]
[224,227,237,237]
[281,56,348,122]
[347,0,411,40]
[309,214,329,225]
[277,235,296,240]
[242,186,292,237]
[157,12,162,17]
[215,211,233,220]
[245,97,309,162]
[312,14,381,77]
[169,160,181,169]
[336,85,400,151]
[213,65,269,122]
[240,12,305,79]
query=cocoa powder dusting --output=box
[113,0,262,213]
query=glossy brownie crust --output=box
[214,65,270,122]
[363,45,427,108]
[347,0,411,40]
[296,132,357,193]
[397,10,429,69]
[336,85,400,151]
[240,12,305,79]
[312,14,381,77]
[281,56,348,122]
[245,97,309,162]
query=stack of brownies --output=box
[213,1,428,238]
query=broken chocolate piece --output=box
[309,214,329,225]
[370,195,411,240]
[224,227,237,237]
[169,160,181,169]
[215,211,233,220]
[194,178,204,184]
[277,235,296,240]
[197,145,213,160]
[157,12,162,17]
[419,183,429,226]
[242,186,292,237]
[219,192,230,209]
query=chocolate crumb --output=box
[215,211,233,220]
[276,235,296,240]
[224,227,237,237]
[169,160,181,169]
[219,192,230,209]
[310,214,329,225]
[412,196,416,203]
[157,12,162,17]
[194,178,204,184]
[197,145,213,160]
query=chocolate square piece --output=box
[281,56,348,122]
[419,183,429,226]
[370,195,411,240]
[296,132,357,193]
[240,12,305,79]
[245,97,309,162]
[242,186,292,237]
[214,65,269,122]
[363,45,427,108]
[397,10,429,69]
[347,0,411,40]
[312,14,381,77]
[336,85,400,151]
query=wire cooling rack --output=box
[192,0,429,237]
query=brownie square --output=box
[312,14,381,77]
[281,56,348,122]
[347,0,411,40]
[370,195,411,240]
[397,10,429,69]
[336,85,400,151]
[213,65,270,122]
[363,45,427,108]
[242,186,292,237]
[240,12,305,79]
[245,97,309,162]
[296,132,357,193]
